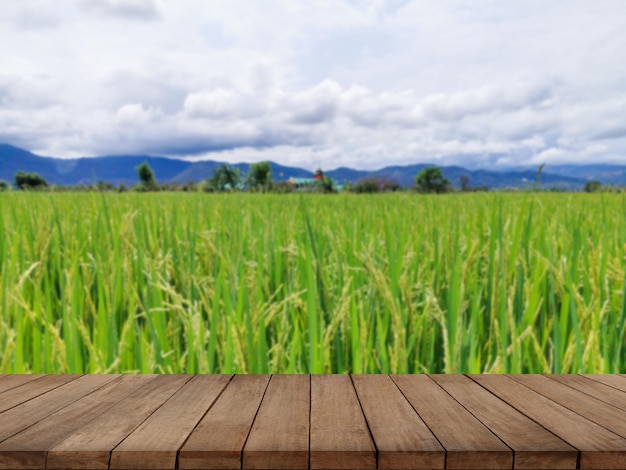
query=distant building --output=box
[287,177,317,189]
[286,168,327,190]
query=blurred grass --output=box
[0,191,624,373]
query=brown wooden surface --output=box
[509,375,626,439]
[310,375,375,469]
[584,374,626,392]
[430,374,577,469]
[392,375,511,470]
[352,374,444,469]
[179,375,270,470]
[0,375,121,469]
[0,374,80,413]
[243,375,310,470]
[0,375,149,470]
[1,374,626,469]
[0,374,44,395]
[472,374,626,469]
[110,375,232,470]
[47,375,191,469]
[548,375,626,412]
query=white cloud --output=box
[0,0,625,169]
[529,147,566,165]
[115,104,162,125]
[184,89,266,119]
[0,73,63,110]
[17,7,60,30]
[81,0,162,20]
[419,81,553,122]
[283,80,341,125]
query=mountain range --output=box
[1,143,625,190]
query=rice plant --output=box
[0,191,624,373]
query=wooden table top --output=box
[0,374,625,469]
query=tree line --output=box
[1,162,607,194]
[0,163,485,193]
[0,163,465,194]
[0,162,268,193]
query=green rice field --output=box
[0,192,625,374]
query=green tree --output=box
[209,164,241,191]
[583,180,602,193]
[222,165,241,191]
[136,161,157,189]
[0,180,8,191]
[246,161,272,191]
[14,171,48,190]
[415,166,450,194]
[317,176,336,193]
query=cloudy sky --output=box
[1,0,625,169]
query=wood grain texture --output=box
[179,374,270,470]
[110,374,232,470]
[243,375,310,470]
[584,374,626,393]
[0,375,113,446]
[548,375,626,412]
[510,374,626,439]
[0,375,149,470]
[392,374,511,470]
[1,374,626,470]
[471,374,626,469]
[310,375,375,469]
[352,374,444,469]
[0,375,45,394]
[431,374,577,470]
[0,375,81,414]
[47,375,191,470]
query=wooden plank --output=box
[110,374,232,470]
[0,374,111,447]
[0,375,81,414]
[392,374,511,470]
[179,375,270,470]
[431,374,577,469]
[0,375,45,394]
[47,374,192,470]
[510,375,626,438]
[584,374,626,393]
[243,375,310,470]
[1,373,625,470]
[0,375,152,470]
[472,374,626,469]
[548,374,626,412]
[352,374,444,469]
[310,375,376,469]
